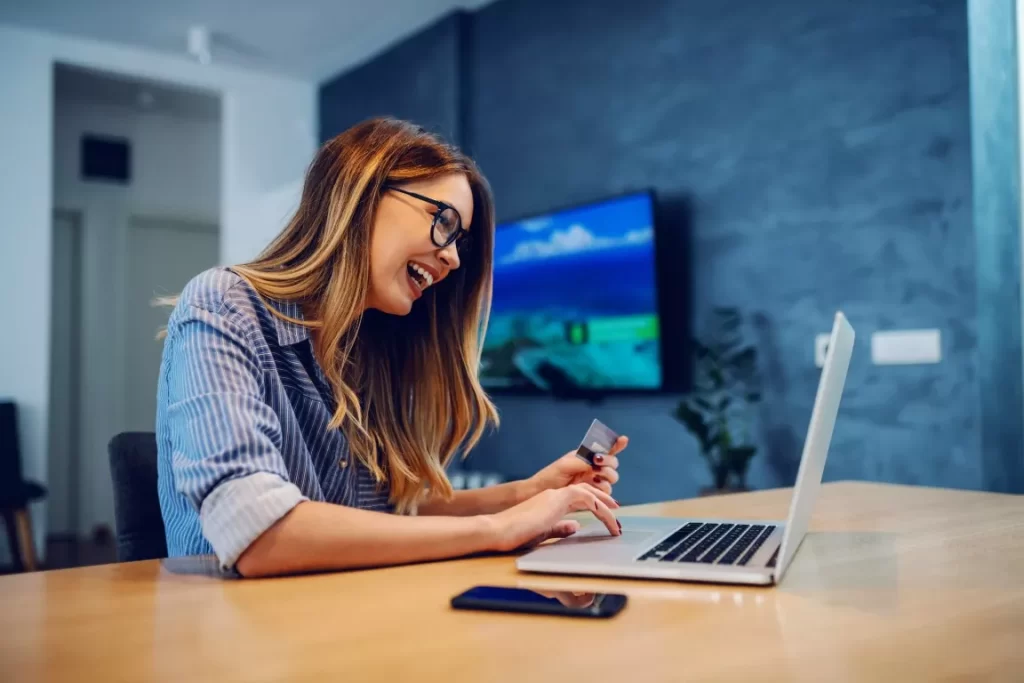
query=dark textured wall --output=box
[319,0,986,502]
[319,13,463,143]
[967,0,1024,493]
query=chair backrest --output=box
[108,432,167,562]
[0,401,25,490]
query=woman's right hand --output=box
[484,483,621,552]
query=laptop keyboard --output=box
[638,522,777,566]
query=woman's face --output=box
[366,172,474,315]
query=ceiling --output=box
[0,0,492,81]
[55,63,221,120]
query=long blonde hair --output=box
[234,118,498,512]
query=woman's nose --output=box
[438,242,461,270]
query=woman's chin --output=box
[365,286,416,316]
[379,292,415,316]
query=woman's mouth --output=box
[407,262,435,288]
[406,261,435,298]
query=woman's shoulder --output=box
[171,267,266,330]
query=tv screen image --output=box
[481,191,661,393]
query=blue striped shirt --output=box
[156,267,393,570]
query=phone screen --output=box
[451,585,627,618]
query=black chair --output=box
[0,401,46,572]
[108,432,167,562]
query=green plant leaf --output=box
[718,396,732,411]
[695,396,713,411]
[674,401,711,450]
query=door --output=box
[48,210,83,537]
[123,217,218,433]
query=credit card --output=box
[575,419,619,466]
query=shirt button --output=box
[338,458,348,469]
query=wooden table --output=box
[1,482,1021,682]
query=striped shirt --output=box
[156,267,393,571]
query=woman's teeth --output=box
[407,262,434,289]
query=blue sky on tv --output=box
[494,193,654,267]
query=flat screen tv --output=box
[481,190,673,395]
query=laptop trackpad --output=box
[534,528,659,561]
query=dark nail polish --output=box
[594,454,604,463]
[617,520,622,532]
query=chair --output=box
[0,401,46,572]
[108,432,167,562]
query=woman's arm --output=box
[417,441,627,517]
[236,483,621,578]
[416,479,538,516]
[236,501,495,577]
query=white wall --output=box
[0,23,316,560]
[55,100,221,223]
[53,96,221,536]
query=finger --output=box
[590,497,621,536]
[608,435,629,456]
[550,519,581,537]
[589,478,613,495]
[574,482,618,508]
[591,453,619,470]
[592,466,619,485]
[519,519,581,550]
[567,486,620,535]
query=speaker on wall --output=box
[81,135,131,183]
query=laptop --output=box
[516,311,855,586]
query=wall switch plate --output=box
[815,333,831,368]
[871,329,941,365]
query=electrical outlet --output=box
[871,329,941,365]
[815,333,831,368]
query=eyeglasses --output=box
[383,185,471,255]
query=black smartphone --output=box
[450,585,627,618]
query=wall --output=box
[320,0,988,503]
[54,99,220,222]
[471,0,977,502]
[0,23,316,560]
[319,12,465,144]
[52,95,220,536]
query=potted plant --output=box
[673,307,762,494]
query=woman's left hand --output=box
[524,436,629,498]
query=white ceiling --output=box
[0,0,493,81]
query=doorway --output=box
[123,216,218,433]
[48,64,221,567]
[48,209,83,540]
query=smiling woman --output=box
[155,118,629,577]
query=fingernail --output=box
[594,454,604,464]
[617,520,622,532]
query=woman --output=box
[156,117,628,577]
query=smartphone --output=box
[450,585,627,619]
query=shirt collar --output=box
[267,298,311,346]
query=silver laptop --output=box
[517,311,855,586]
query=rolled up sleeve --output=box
[164,304,307,570]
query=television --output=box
[481,190,677,395]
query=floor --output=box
[0,531,117,575]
